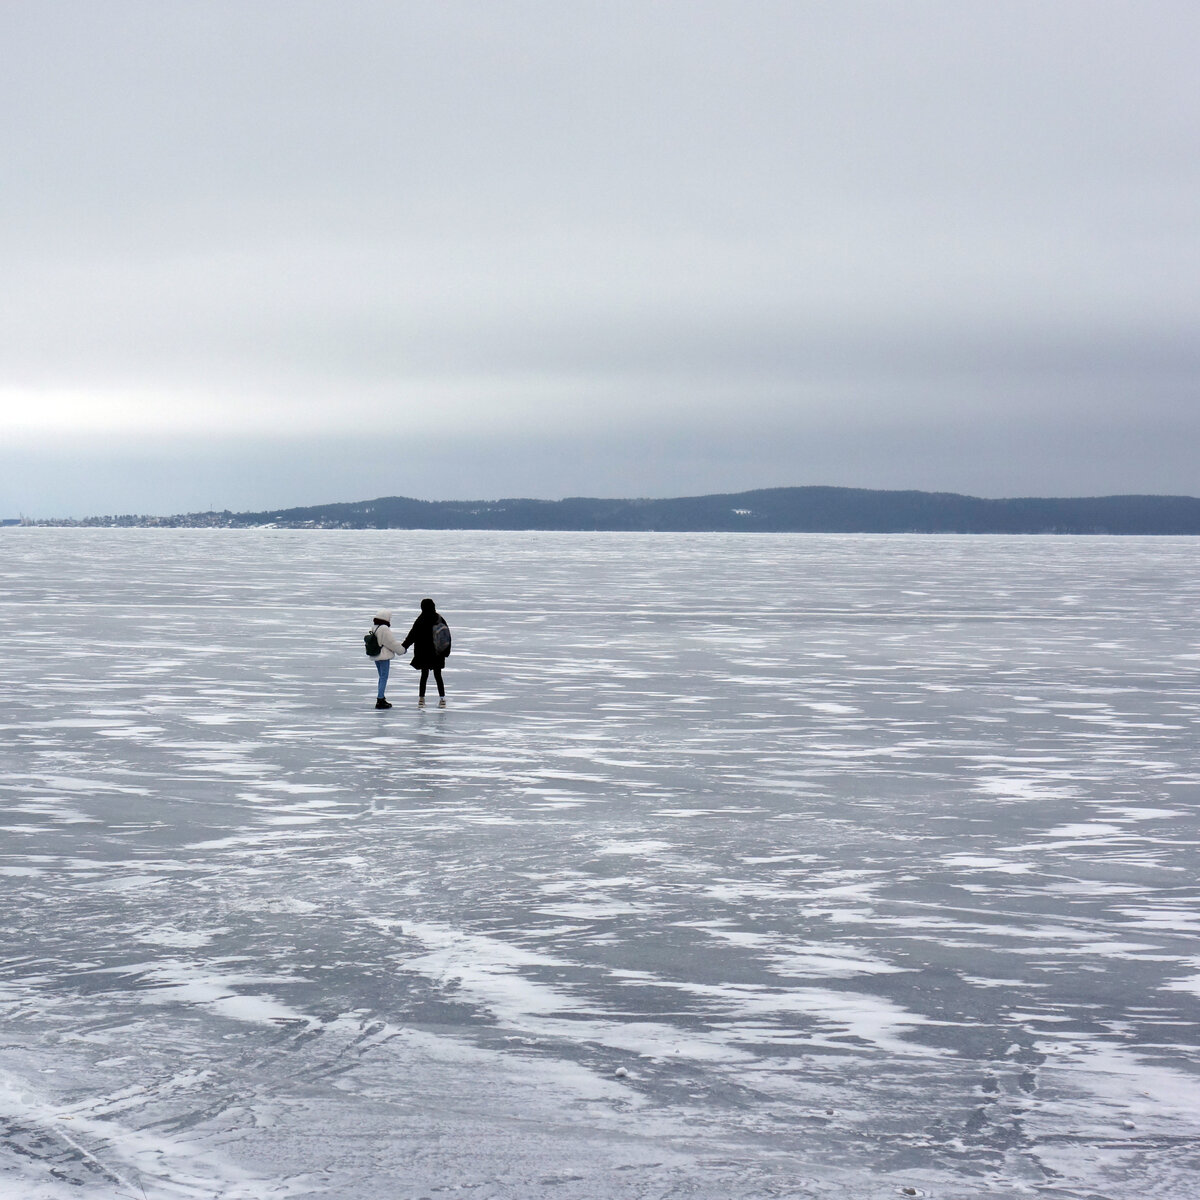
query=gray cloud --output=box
[2,1,1198,513]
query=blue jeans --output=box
[375,658,390,698]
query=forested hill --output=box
[223,487,1200,533]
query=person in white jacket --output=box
[369,610,403,709]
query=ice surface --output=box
[2,528,1200,1198]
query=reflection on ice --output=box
[2,529,1200,1198]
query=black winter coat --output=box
[402,610,450,670]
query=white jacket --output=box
[371,622,403,661]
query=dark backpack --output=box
[364,628,381,657]
[431,619,451,656]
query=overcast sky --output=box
[2,1,1197,516]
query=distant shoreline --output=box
[10,485,1200,535]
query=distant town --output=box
[5,512,250,529]
[7,486,1200,534]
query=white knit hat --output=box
[374,610,391,623]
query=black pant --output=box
[419,667,444,698]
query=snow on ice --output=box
[1,528,1199,1198]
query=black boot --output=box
[375,697,392,709]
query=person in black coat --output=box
[401,597,450,704]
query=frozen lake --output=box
[2,528,1199,1199]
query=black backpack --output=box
[364,628,381,657]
